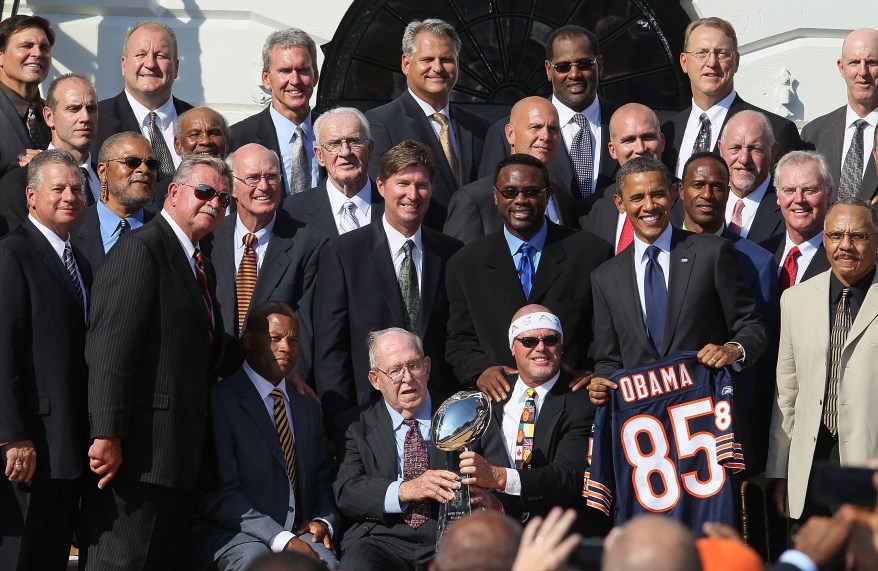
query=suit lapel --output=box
[663,229,695,355]
[825,107,846,179]
[234,370,289,474]
[251,214,295,305]
[212,216,236,328]
[419,230,441,338]
[24,221,84,311]
[549,145,576,197]
[535,380,564,456]
[370,185,385,222]
[402,93,455,196]
[258,106,284,159]
[0,93,31,148]
[366,404,401,480]
[484,232,527,305]
[616,246,658,357]
[367,223,407,325]
[311,183,340,236]
[286,385,313,489]
[845,281,878,350]
[453,107,474,186]
[749,186,782,241]
[530,224,566,301]
[74,207,105,268]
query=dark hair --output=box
[616,156,672,196]
[244,301,298,334]
[0,15,55,51]
[493,153,550,189]
[378,140,437,184]
[546,25,599,60]
[46,73,94,112]
[682,151,729,183]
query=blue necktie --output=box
[644,245,667,352]
[518,243,535,299]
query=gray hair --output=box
[720,109,776,147]
[367,328,424,370]
[124,21,178,59]
[401,19,461,57]
[827,197,878,231]
[774,150,834,193]
[172,106,231,143]
[226,144,281,174]
[27,149,84,192]
[262,28,317,72]
[98,131,150,163]
[172,155,234,191]
[313,107,371,146]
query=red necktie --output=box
[193,248,215,348]
[616,217,634,255]
[778,246,801,295]
[728,199,745,236]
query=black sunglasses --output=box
[107,156,161,172]
[495,187,548,200]
[179,183,232,208]
[515,334,561,348]
[548,58,596,74]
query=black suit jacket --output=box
[801,105,878,200]
[579,182,622,248]
[229,105,283,160]
[591,229,767,377]
[760,232,831,283]
[365,91,489,230]
[281,180,384,238]
[445,222,612,384]
[0,220,92,480]
[477,96,620,197]
[0,161,97,232]
[92,91,193,160]
[70,205,154,274]
[86,214,225,490]
[0,91,48,173]
[313,222,462,419]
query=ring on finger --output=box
[535,535,545,545]
[13,463,23,473]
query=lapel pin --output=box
[680,258,689,263]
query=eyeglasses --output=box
[779,187,825,197]
[321,137,367,154]
[179,182,232,208]
[107,156,161,172]
[515,334,561,348]
[683,50,736,62]
[234,173,281,188]
[824,231,876,243]
[548,59,596,73]
[495,186,549,200]
[376,359,427,383]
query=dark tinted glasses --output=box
[515,334,561,348]
[495,186,548,200]
[548,58,596,73]
[179,183,232,208]
[107,156,161,172]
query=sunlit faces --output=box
[680,25,739,105]
[492,163,549,241]
[315,114,373,193]
[26,162,84,237]
[174,108,228,158]
[44,79,97,151]
[0,26,51,92]
[608,105,665,164]
[243,313,300,382]
[614,170,672,244]
[511,327,563,386]
[823,204,878,286]
[680,157,730,233]
[775,163,831,242]
[168,163,228,241]
[98,138,157,210]
[121,24,178,101]
[377,164,432,236]
[718,116,776,196]
[368,331,430,417]
[837,29,878,114]
[402,32,458,109]
[231,146,282,219]
[263,45,317,121]
[545,34,602,113]
[506,99,561,165]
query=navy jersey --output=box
[585,352,743,526]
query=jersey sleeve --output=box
[585,406,614,516]
[713,368,745,473]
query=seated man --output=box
[192,301,338,570]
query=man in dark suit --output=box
[313,141,462,424]
[0,150,90,571]
[445,153,612,403]
[587,156,766,405]
[192,302,338,570]
[283,107,383,237]
[92,22,193,180]
[478,26,619,201]
[71,132,157,272]
[662,17,800,177]
[802,29,878,202]
[0,73,99,230]
[443,96,576,243]
[0,15,52,176]
[81,155,232,570]
[230,29,321,196]
[365,19,489,231]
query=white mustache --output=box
[199,206,218,217]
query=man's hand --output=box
[7,149,41,173]
[512,507,581,571]
[470,485,503,512]
[296,520,334,552]
[286,371,320,404]
[88,437,122,489]
[587,377,616,406]
[398,469,459,504]
[793,507,857,568]
[697,343,740,369]
[459,451,506,490]
[773,479,788,518]
[476,365,516,402]
[4,440,36,483]
[284,537,322,561]
[563,363,593,392]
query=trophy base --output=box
[436,479,470,545]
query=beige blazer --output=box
[766,270,878,518]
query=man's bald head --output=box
[505,96,561,166]
[511,303,553,323]
[608,103,665,165]
[838,28,878,115]
[603,515,702,571]
[432,512,521,571]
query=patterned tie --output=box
[118,218,130,235]
[26,102,44,148]
[616,217,634,255]
[727,199,745,236]
[402,419,431,528]
[824,288,851,436]
[571,114,595,198]
[692,113,712,154]
[432,113,460,187]
[399,240,419,333]
[778,246,801,296]
[147,112,175,180]
[838,119,868,199]
[80,167,94,205]
[339,200,359,234]
[269,388,299,495]
[517,243,535,299]
[289,126,309,195]
[644,245,667,352]
[63,243,86,318]
[235,233,258,336]
[193,248,215,348]
[515,389,537,470]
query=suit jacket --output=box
[591,228,767,378]
[0,161,98,232]
[442,174,577,244]
[0,220,92,480]
[579,182,622,247]
[193,366,338,568]
[86,214,225,490]
[92,91,193,160]
[801,105,878,201]
[229,105,283,161]
[0,91,48,174]
[365,91,489,230]
[761,232,831,284]
[0,212,7,237]
[445,222,613,384]
[281,180,384,238]
[70,205,155,274]
[767,271,878,519]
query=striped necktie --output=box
[63,243,86,319]
[235,233,258,336]
[824,288,851,436]
[269,388,299,495]
[193,248,215,348]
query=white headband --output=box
[508,312,563,348]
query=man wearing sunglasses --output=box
[82,155,232,570]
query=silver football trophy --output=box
[431,390,492,544]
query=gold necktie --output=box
[270,388,299,494]
[432,112,460,187]
[235,233,258,336]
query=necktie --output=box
[824,288,851,436]
[26,102,44,148]
[692,113,712,154]
[778,246,801,295]
[193,248,215,347]
[515,388,537,470]
[402,419,430,528]
[339,200,359,234]
[432,113,460,187]
[728,199,745,236]
[838,119,868,199]
[269,388,299,495]
[235,233,258,336]
[148,111,175,180]
[80,167,94,205]
[118,218,130,236]
[517,243,535,299]
[289,126,309,195]
[571,114,595,198]
[644,245,667,352]
[399,240,419,333]
[617,217,634,255]
[63,243,86,318]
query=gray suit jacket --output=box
[0,90,47,174]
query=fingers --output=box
[697,344,734,368]
[588,377,616,406]
[569,375,591,392]
[97,471,116,489]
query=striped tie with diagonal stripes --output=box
[235,233,258,336]
[270,388,299,495]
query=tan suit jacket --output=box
[767,270,878,518]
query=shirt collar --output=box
[243,360,288,401]
[382,215,423,255]
[234,211,276,249]
[269,105,313,143]
[633,223,673,261]
[160,208,198,258]
[553,94,600,128]
[326,178,373,215]
[96,201,144,236]
[510,372,560,407]
[736,175,771,203]
[786,231,823,257]
[691,89,737,116]
[682,221,725,236]
[408,88,451,116]
[829,267,877,303]
[28,213,69,256]
[125,90,176,130]
[0,81,40,117]
[384,393,433,432]
[503,220,549,257]
[845,105,878,128]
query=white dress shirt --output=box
[724,176,771,239]
[383,216,423,292]
[842,106,878,177]
[554,95,603,195]
[124,90,181,166]
[675,90,737,179]
[233,213,275,275]
[407,88,462,167]
[325,179,373,233]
